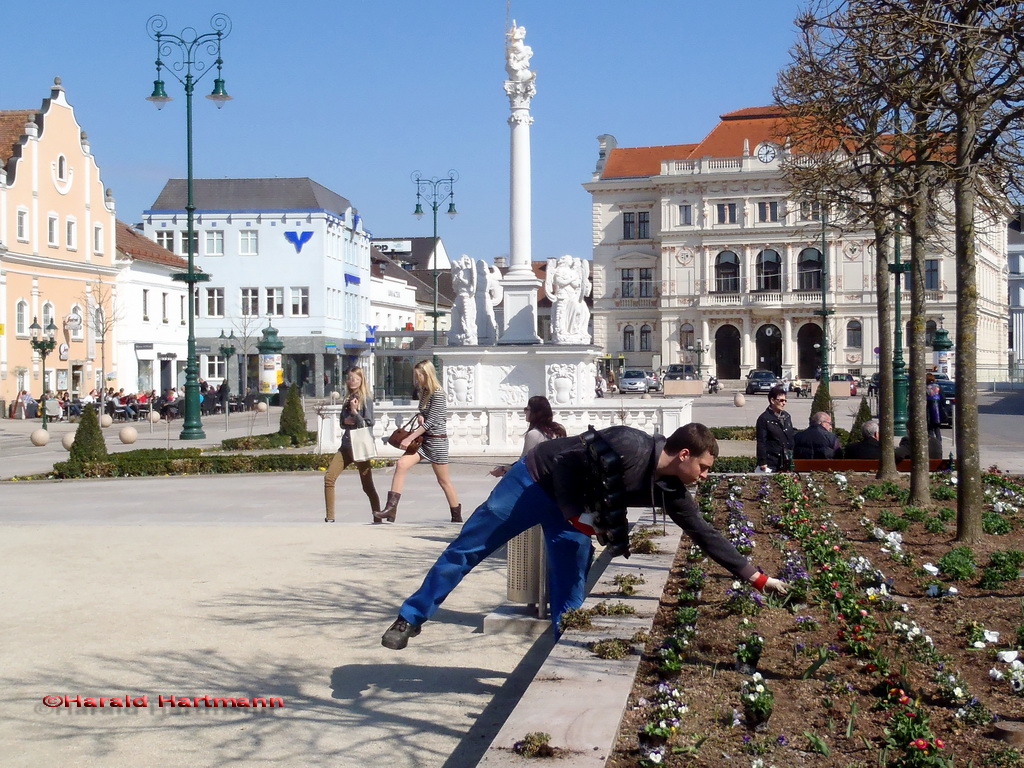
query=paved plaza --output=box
[1,389,1023,767]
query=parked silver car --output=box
[645,371,662,392]
[619,370,650,393]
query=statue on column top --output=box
[505,21,536,83]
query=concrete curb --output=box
[480,511,682,766]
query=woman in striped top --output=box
[375,360,462,523]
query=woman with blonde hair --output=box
[376,360,461,523]
[323,367,380,523]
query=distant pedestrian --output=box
[595,374,607,398]
[793,411,842,460]
[926,374,943,451]
[323,367,380,523]
[846,420,883,460]
[376,360,461,523]
[755,385,795,472]
[491,395,566,478]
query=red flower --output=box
[912,738,929,750]
[935,739,945,749]
[865,663,878,672]
[905,711,917,718]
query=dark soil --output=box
[607,472,1024,768]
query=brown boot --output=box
[450,504,463,523]
[375,492,401,523]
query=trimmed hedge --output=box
[51,448,392,479]
[221,432,316,450]
[709,427,756,441]
[710,456,757,473]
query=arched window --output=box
[797,248,822,291]
[623,324,635,352]
[846,320,862,348]
[42,302,55,330]
[640,324,652,351]
[57,155,67,181]
[715,250,740,293]
[756,249,781,291]
[16,300,28,335]
[679,322,694,350]
[926,320,937,347]
[70,305,84,340]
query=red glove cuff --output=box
[751,572,769,592]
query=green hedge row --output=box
[709,427,756,441]
[221,431,317,450]
[710,456,757,473]
[51,449,392,479]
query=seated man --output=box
[845,419,883,460]
[894,434,942,462]
[793,411,843,459]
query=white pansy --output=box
[984,630,1000,643]
[997,651,1019,663]
[948,587,958,595]
[922,563,939,576]
[991,668,1005,680]
[974,641,987,649]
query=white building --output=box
[583,108,1009,381]
[1009,213,1024,377]
[142,178,372,397]
[113,221,189,396]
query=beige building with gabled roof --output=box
[0,78,118,405]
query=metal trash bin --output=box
[506,525,548,619]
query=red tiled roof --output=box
[0,110,37,164]
[116,221,188,270]
[601,144,698,179]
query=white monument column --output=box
[499,20,542,345]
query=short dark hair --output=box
[768,385,787,401]
[665,422,719,458]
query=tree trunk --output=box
[907,136,931,507]
[873,209,897,481]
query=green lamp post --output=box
[412,170,458,357]
[218,329,237,389]
[146,13,232,440]
[888,224,910,437]
[29,316,58,429]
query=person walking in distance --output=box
[490,395,566,478]
[323,367,380,523]
[925,373,943,453]
[381,422,789,649]
[376,360,461,523]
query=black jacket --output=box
[846,436,883,460]
[527,426,756,580]
[793,424,843,460]
[755,408,795,470]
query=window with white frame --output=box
[70,306,84,340]
[180,295,186,325]
[846,320,862,348]
[182,231,198,257]
[42,302,55,329]
[623,324,635,352]
[93,224,104,254]
[155,230,174,252]
[757,201,779,223]
[621,268,635,298]
[207,287,225,317]
[57,155,68,181]
[241,287,259,316]
[291,287,309,316]
[66,218,77,250]
[622,212,636,240]
[205,230,225,256]
[240,230,259,256]
[800,201,822,221]
[679,323,694,349]
[48,215,59,246]
[640,324,652,351]
[678,204,692,226]
[639,268,654,298]
[162,293,169,323]
[265,287,284,316]
[16,300,28,335]
[637,211,650,239]
[142,289,150,321]
[17,209,28,241]
[716,203,738,224]
[205,355,226,379]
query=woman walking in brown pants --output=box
[323,367,381,523]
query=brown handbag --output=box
[386,415,423,452]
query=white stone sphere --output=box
[148,410,161,423]
[119,426,138,445]
[733,393,746,408]
[330,391,341,401]
[256,401,269,413]
[30,429,50,447]
[62,433,76,451]
[99,414,113,428]
[641,393,652,400]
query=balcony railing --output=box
[614,297,658,309]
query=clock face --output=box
[757,143,777,163]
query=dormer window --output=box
[57,155,68,181]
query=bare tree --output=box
[82,274,123,402]
[231,312,262,394]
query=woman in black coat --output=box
[756,385,795,472]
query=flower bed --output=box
[609,470,1024,767]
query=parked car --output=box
[745,369,780,395]
[619,369,650,393]
[663,364,691,381]
[936,379,956,426]
[645,371,662,392]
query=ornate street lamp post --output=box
[412,170,458,353]
[218,330,236,423]
[29,316,58,429]
[888,224,910,437]
[687,341,706,380]
[146,13,232,440]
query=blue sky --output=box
[4,1,805,262]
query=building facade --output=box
[142,178,372,397]
[1009,213,1024,378]
[0,79,118,408]
[584,108,1009,381]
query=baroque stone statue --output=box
[545,255,592,344]
[448,255,478,346]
